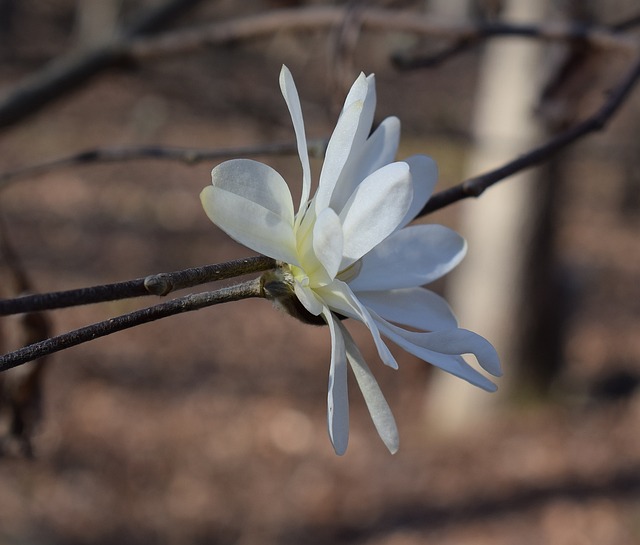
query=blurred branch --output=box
[0,141,328,189]
[0,278,264,372]
[419,53,640,216]
[0,0,206,129]
[129,7,639,60]
[2,6,638,129]
[393,9,640,70]
[0,256,276,316]
[392,37,479,70]
[611,11,640,32]
[3,51,639,219]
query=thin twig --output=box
[395,9,640,71]
[0,256,276,316]
[0,278,264,372]
[129,7,639,60]
[0,141,328,189]
[392,37,480,70]
[611,12,640,32]
[418,53,640,216]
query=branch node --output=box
[463,179,486,197]
[144,274,172,296]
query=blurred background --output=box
[1,0,640,543]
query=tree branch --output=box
[128,7,639,60]
[2,7,637,130]
[0,256,276,316]
[611,11,640,32]
[418,53,640,216]
[392,37,480,70]
[0,141,327,189]
[393,11,640,71]
[0,278,264,372]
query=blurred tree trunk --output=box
[424,0,548,433]
[515,1,597,396]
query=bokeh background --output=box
[1,1,640,544]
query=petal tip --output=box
[332,442,348,456]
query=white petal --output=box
[324,308,349,455]
[340,73,376,149]
[374,315,498,391]
[339,162,413,267]
[294,282,324,316]
[340,323,399,454]
[201,159,298,264]
[316,280,398,369]
[361,116,400,173]
[406,328,502,377]
[345,73,377,154]
[279,65,312,214]
[328,116,401,213]
[398,154,438,229]
[342,73,373,114]
[312,208,344,281]
[315,99,365,212]
[210,159,294,222]
[357,287,458,331]
[348,225,466,291]
[315,73,379,214]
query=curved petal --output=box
[342,73,374,116]
[315,99,365,213]
[374,314,498,391]
[361,116,400,174]
[279,65,312,214]
[210,159,294,222]
[312,208,344,281]
[340,73,376,151]
[357,287,458,331]
[398,154,438,229]
[294,281,324,316]
[324,308,349,455]
[329,116,401,213]
[316,280,398,370]
[406,328,502,377]
[348,224,467,291]
[339,162,413,267]
[201,159,298,263]
[341,323,399,454]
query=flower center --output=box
[290,264,310,287]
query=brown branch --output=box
[0,256,276,316]
[611,12,640,32]
[0,141,327,189]
[0,278,264,373]
[419,53,640,216]
[2,6,637,130]
[392,37,480,70]
[129,7,639,60]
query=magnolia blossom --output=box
[201,66,500,455]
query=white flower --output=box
[201,66,501,455]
